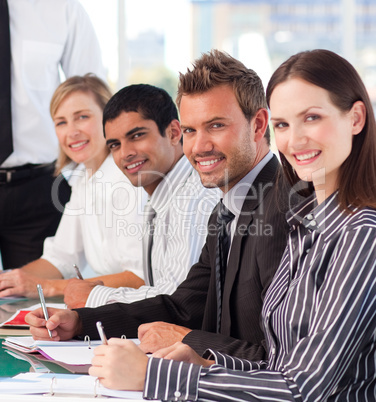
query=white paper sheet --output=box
[0,373,144,399]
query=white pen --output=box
[73,264,84,280]
[36,284,52,338]
[96,321,108,345]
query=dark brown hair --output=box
[266,49,376,211]
[177,49,270,144]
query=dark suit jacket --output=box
[76,155,291,361]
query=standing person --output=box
[0,74,146,299]
[84,49,376,401]
[61,83,219,308]
[0,0,105,269]
[26,51,291,362]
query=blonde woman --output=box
[0,75,146,304]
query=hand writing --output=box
[25,307,82,341]
[89,338,147,391]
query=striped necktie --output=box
[142,202,156,286]
[215,201,235,333]
[0,0,13,165]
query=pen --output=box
[96,321,108,345]
[36,284,52,338]
[73,264,84,280]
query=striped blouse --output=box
[144,192,376,401]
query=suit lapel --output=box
[221,156,280,334]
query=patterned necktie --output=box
[215,201,235,333]
[0,0,13,164]
[142,202,156,286]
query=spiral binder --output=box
[39,375,105,398]
[94,377,101,398]
[43,376,57,396]
[84,334,92,349]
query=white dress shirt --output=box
[41,155,147,280]
[86,156,220,307]
[223,151,273,242]
[4,0,105,168]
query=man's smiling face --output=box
[105,111,178,196]
[180,85,259,193]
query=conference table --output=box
[0,298,145,401]
[0,297,44,376]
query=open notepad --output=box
[3,336,141,366]
[3,336,102,365]
[0,372,143,399]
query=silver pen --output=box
[73,264,84,280]
[36,284,52,338]
[96,321,108,345]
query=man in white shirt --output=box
[0,0,105,269]
[63,84,219,308]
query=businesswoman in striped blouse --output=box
[89,49,376,401]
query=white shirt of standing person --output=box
[4,0,106,168]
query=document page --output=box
[0,372,144,399]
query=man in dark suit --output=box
[26,50,291,363]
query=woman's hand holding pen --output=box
[90,338,148,391]
[25,308,82,341]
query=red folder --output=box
[1,310,31,328]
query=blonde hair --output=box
[50,74,112,175]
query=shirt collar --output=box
[287,191,349,236]
[148,156,193,213]
[223,151,274,217]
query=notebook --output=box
[3,336,140,366]
[0,372,143,399]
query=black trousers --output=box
[0,168,71,269]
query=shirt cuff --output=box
[143,357,201,401]
[85,285,115,307]
[203,349,263,371]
